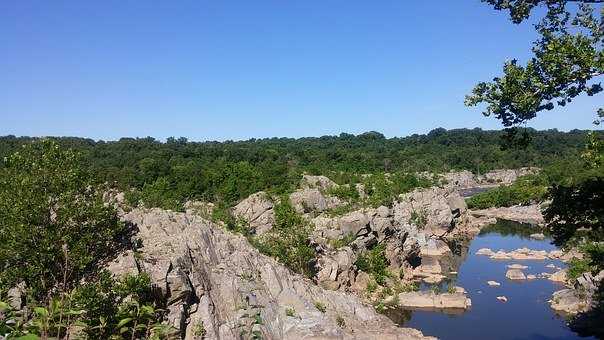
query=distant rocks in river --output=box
[475,247,560,261]
[506,269,527,280]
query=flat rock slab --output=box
[398,291,472,310]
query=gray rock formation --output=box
[233,192,275,235]
[469,204,545,225]
[290,188,342,214]
[107,208,432,339]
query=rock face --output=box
[393,187,467,232]
[108,208,432,340]
[233,192,275,235]
[470,205,545,225]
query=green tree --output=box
[0,140,125,301]
[466,0,603,126]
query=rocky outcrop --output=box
[469,204,545,225]
[233,192,275,235]
[550,289,590,314]
[482,168,539,185]
[301,175,338,191]
[393,187,467,233]
[290,188,342,214]
[107,208,433,340]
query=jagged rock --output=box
[339,211,370,236]
[393,187,465,231]
[301,175,338,191]
[506,269,526,280]
[108,208,433,339]
[397,291,471,310]
[233,192,274,234]
[420,239,451,257]
[290,188,341,213]
[549,269,567,283]
[442,170,478,189]
[470,204,545,225]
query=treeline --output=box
[0,128,594,208]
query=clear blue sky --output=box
[1,1,601,141]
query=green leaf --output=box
[116,317,133,328]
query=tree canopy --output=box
[466,0,603,126]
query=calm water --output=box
[392,221,595,340]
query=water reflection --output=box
[389,220,593,340]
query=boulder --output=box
[550,289,589,314]
[487,281,501,287]
[496,296,508,303]
[506,269,526,280]
[233,192,274,234]
[289,188,341,213]
[529,233,545,240]
[338,211,370,236]
[301,175,338,191]
[549,269,567,283]
[393,187,462,230]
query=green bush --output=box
[362,173,434,208]
[251,198,316,277]
[0,140,125,301]
[466,174,548,209]
[326,184,360,201]
[0,272,172,339]
[355,244,390,285]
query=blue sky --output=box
[1,1,601,141]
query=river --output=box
[386,220,595,340]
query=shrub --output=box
[355,244,390,285]
[466,174,548,209]
[0,140,126,301]
[410,209,428,229]
[251,198,316,277]
[329,233,356,249]
[0,272,171,339]
[326,185,360,201]
[314,301,326,313]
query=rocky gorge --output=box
[100,168,601,339]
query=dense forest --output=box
[0,128,595,210]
